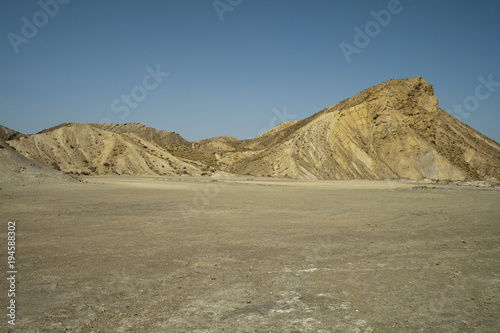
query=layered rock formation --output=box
[4,77,499,181]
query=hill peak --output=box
[4,77,499,181]
[92,122,187,146]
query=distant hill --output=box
[92,122,188,146]
[6,123,209,176]
[4,77,500,180]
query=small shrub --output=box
[50,161,61,171]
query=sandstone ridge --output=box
[3,77,500,180]
[6,123,209,176]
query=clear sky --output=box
[1,0,499,142]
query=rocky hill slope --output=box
[172,77,500,181]
[0,141,75,184]
[0,125,24,141]
[6,123,208,176]
[4,77,499,180]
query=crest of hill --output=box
[227,77,500,180]
[6,123,207,176]
[0,125,24,141]
[167,136,241,168]
[196,136,239,144]
[4,77,499,181]
[256,121,299,139]
[245,120,300,150]
[92,122,188,146]
[254,77,436,148]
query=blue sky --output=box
[1,0,499,142]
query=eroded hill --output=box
[6,123,209,176]
[227,78,500,180]
[4,77,500,180]
[176,78,500,180]
[0,124,24,141]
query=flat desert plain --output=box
[1,176,499,332]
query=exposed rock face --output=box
[3,77,499,180]
[180,77,500,181]
[228,78,500,180]
[0,125,24,141]
[6,123,206,176]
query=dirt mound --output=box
[6,123,207,176]
[0,142,75,184]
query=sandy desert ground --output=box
[0,176,499,332]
